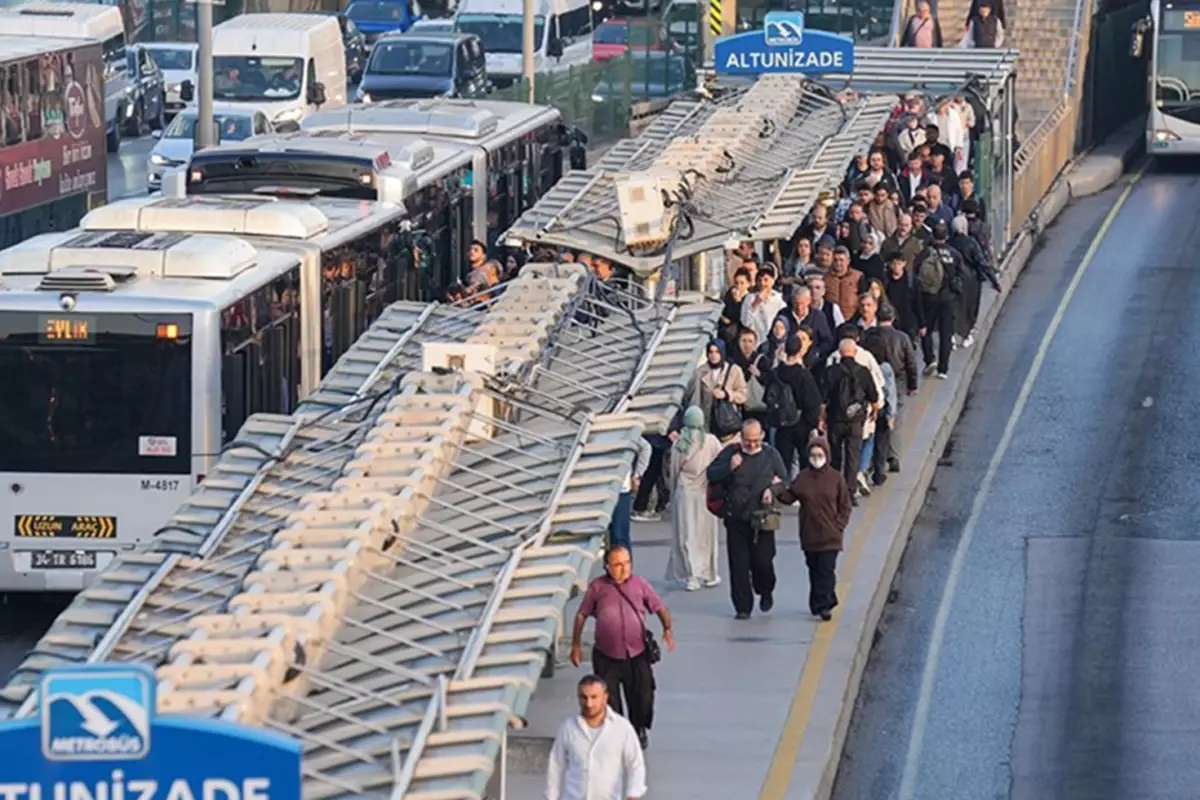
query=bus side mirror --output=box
[180,80,194,102]
[548,37,564,59]
[308,81,327,106]
[1131,17,1151,58]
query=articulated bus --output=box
[0,193,427,591]
[1133,0,1200,157]
[0,35,108,247]
[181,98,580,264]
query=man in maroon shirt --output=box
[570,546,675,749]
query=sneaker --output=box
[630,511,657,522]
[703,576,723,588]
[638,729,650,750]
[735,611,751,620]
[962,334,975,348]
[856,472,873,496]
[936,372,949,380]
[760,592,774,612]
[685,578,700,591]
[888,457,901,473]
[819,610,833,621]
[872,473,888,487]
[923,364,938,377]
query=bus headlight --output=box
[1153,129,1181,143]
[274,107,303,124]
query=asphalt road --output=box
[832,168,1200,800]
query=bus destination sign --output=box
[39,315,95,344]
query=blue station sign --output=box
[0,664,302,799]
[715,11,855,76]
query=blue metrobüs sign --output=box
[0,664,302,799]
[715,11,855,76]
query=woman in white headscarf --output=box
[665,405,723,590]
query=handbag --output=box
[710,366,743,438]
[613,581,662,664]
[744,358,767,413]
[705,482,726,517]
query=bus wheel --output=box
[106,119,120,154]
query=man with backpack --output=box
[767,336,824,479]
[822,338,880,502]
[914,219,966,379]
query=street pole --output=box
[195,0,215,149]
[522,0,535,103]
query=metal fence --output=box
[493,52,697,144]
[1079,1,1148,148]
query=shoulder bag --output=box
[613,581,662,664]
[710,366,743,438]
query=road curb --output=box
[796,128,1142,800]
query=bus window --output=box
[220,268,302,443]
[320,226,405,369]
[24,59,41,141]
[3,66,21,146]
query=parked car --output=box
[312,11,369,82]
[142,42,198,119]
[591,18,676,61]
[345,0,419,50]
[124,44,167,135]
[147,106,272,192]
[356,31,490,101]
[590,50,693,102]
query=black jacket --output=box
[706,444,788,522]
[822,358,879,423]
[772,362,824,432]
[914,242,966,302]
[864,325,919,393]
[950,232,1000,291]
[884,269,923,334]
[778,307,835,363]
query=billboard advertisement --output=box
[0,44,108,217]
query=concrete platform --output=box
[493,130,1145,800]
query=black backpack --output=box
[764,373,802,428]
[829,362,867,423]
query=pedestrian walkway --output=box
[505,351,976,800]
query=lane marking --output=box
[758,388,940,800]
[896,166,1147,800]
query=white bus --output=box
[453,0,595,88]
[1133,0,1200,156]
[0,193,421,591]
[0,2,128,151]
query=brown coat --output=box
[776,438,853,552]
[825,267,863,323]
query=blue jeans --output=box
[860,433,875,474]
[609,492,633,553]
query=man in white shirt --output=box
[740,266,786,344]
[545,674,648,800]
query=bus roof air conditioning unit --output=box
[421,342,497,442]
[614,173,675,250]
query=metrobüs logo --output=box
[40,667,152,761]
[764,11,805,46]
[65,81,87,141]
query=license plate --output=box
[28,550,97,569]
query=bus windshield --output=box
[0,313,192,475]
[1157,9,1200,109]
[456,14,545,53]
[212,56,304,101]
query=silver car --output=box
[142,42,199,118]
[147,106,272,192]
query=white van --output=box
[205,13,347,129]
[0,2,128,152]
[454,0,594,88]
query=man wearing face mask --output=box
[777,437,853,621]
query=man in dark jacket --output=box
[914,220,966,379]
[949,215,1000,348]
[865,303,919,398]
[777,286,835,364]
[777,437,853,620]
[883,250,922,343]
[770,335,825,478]
[822,338,879,496]
[706,419,788,620]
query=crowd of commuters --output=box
[544,88,1010,799]
[901,0,1008,49]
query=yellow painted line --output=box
[758,389,939,800]
[895,167,1149,799]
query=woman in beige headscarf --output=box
[665,405,723,591]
